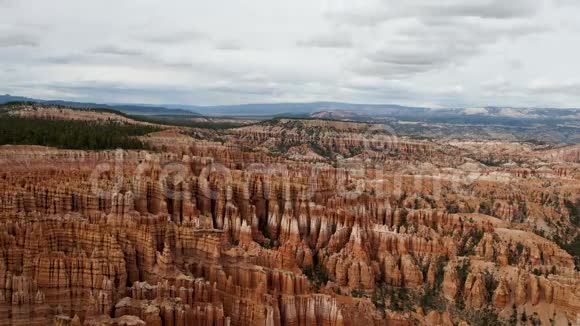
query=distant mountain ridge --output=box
[2,94,579,120]
[149,102,580,120]
[178,102,431,117]
[0,94,201,117]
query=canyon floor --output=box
[0,103,579,325]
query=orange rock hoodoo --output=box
[0,118,578,325]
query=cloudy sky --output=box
[1,0,579,107]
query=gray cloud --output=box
[0,0,579,108]
[328,0,542,26]
[482,78,515,94]
[214,40,243,51]
[297,33,352,48]
[44,51,145,65]
[0,34,38,47]
[528,80,580,95]
[350,13,547,79]
[415,0,540,19]
[40,50,238,83]
[476,77,580,107]
[554,0,580,6]
[10,80,199,103]
[137,30,206,44]
[92,45,144,56]
[44,54,87,64]
[208,84,278,96]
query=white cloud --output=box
[0,0,579,107]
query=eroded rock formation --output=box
[0,113,578,325]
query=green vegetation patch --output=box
[0,116,159,150]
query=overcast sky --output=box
[1,0,579,107]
